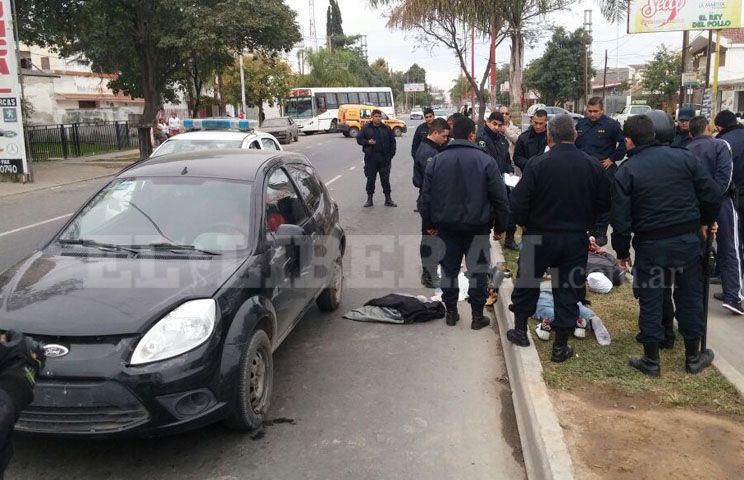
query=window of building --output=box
[40,57,51,70]
[78,100,97,109]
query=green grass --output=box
[501,230,744,417]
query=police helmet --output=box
[645,110,675,145]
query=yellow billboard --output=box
[628,0,742,33]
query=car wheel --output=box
[349,127,359,138]
[342,131,351,137]
[304,131,315,136]
[225,329,273,431]
[316,255,343,312]
[393,127,403,137]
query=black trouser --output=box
[420,218,440,280]
[505,188,516,236]
[510,232,588,330]
[661,271,675,339]
[633,233,703,344]
[438,230,491,311]
[593,165,617,236]
[364,157,391,195]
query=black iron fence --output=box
[24,121,140,161]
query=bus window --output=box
[348,92,360,104]
[382,93,392,107]
[337,92,349,105]
[326,93,339,109]
[315,94,328,114]
[368,92,379,106]
[358,92,369,104]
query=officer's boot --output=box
[384,194,398,207]
[363,194,373,208]
[421,268,434,289]
[506,314,530,347]
[628,343,661,377]
[684,338,715,374]
[550,328,575,363]
[660,322,676,350]
[504,232,519,251]
[471,304,490,330]
[445,306,459,326]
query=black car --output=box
[0,150,345,437]
[259,117,300,144]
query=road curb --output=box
[487,239,575,480]
[0,172,118,199]
[712,352,744,398]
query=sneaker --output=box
[574,318,587,338]
[535,319,552,341]
[722,301,744,315]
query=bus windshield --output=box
[285,96,313,118]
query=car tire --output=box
[393,127,403,137]
[224,329,273,432]
[342,131,351,138]
[304,131,316,136]
[316,255,343,312]
[349,127,359,138]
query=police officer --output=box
[687,116,741,315]
[611,115,721,377]
[357,109,397,207]
[714,110,744,248]
[0,331,45,476]
[411,107,435,158]
[576,97,626,246]
[420,117,510,329]
[671,107,694,147]
[507,115,610,362]
[413,118,450,288]
[513,108,548,171]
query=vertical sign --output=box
[0,0,28,177]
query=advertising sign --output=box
[403,83,425,93]
[0,0,28,176]
[628,0,742,33]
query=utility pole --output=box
[702,29,713,119]
[712,30,722,121]
[308,0,318,51]
[678,30,689,108]
[239,53,247,117]
[583,9,593,110]
[602,49,608,103]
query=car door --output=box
[263,166,313,336]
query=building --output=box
[20,45,144,125]
[686,28,744,114]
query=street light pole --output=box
[239,53,247,117]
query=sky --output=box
[284,0,714,92]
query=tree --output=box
[596,0,629,23]
[299,48,372,87]
[17,0,301,123]
[326,0,361,51]
[641,46,681,112]
[223,53,294,123]
[523,28,594,107]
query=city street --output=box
[2,124,525,480]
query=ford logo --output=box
[43,344,69,358]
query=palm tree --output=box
[596,0,629,23]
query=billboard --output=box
[0,0,28,176]
[404,83,425,92]
[628,0,742,33]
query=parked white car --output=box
[613,105,652,127]
[409,106,424,120]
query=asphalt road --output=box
[3,125,525,480]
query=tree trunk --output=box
[509,30,524,114]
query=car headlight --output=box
[130,299,216,365]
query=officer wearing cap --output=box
[507,115,610,362]
[671,107,695,148]
[576,97,626,246]
[411,107,436,158]
[611,114,721,377]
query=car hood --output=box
[0,250,247,336]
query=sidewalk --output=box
[0,149,139,198]
[706,288,744,395]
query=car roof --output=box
[166,130,254,141]
[120,149,308,181]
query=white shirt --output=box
[168,116,181,130]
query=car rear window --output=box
[152,139,244,157]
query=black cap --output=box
[677,107,695,121]
[646,110,675,145]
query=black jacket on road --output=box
[513,127,548,171]
[575,114,626,166]
[610,144,722,259]
[511,143,610,233]
[411,122,430,157]
[420,140,510,233]
[357,122,396,164]
[476,125,513,175]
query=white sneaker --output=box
[535,319,552,341]
[574,318,587,338]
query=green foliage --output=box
[641,46,682,113]
[523,27,594,106]
[325,0,359,51]
[223,54,295,108]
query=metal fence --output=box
[24,121,140,161]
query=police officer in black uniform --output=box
[420,117,510,329]
[411,107,435,158]
[611,115,721,377]
[507,115,610,362]
[575,97,626,246]
[413,118,450,288]
[513,108,548,171]
[357,109,397,207]
[671,107,694,148]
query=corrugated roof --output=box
[721,28,744,44]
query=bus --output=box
[284,87,395,135]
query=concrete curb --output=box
[487,239,575,480]
[712,353,744,398]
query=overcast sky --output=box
[284,0,720,92]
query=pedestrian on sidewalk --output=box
[575,97,626,247]
[357,109,397,207]
[513,109,548,172]
[611,114,721,377]
[687,116,742,315]
[420,116,509,330]
[167,112,181,137]
[507,115,610,363]
[411,108,435,158]
[671,107,694,148]
[413,118,450,288]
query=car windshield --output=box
[261,119,287,128]
[59,177,253,253]
[152,139,244,157]
[285,96,313,119]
